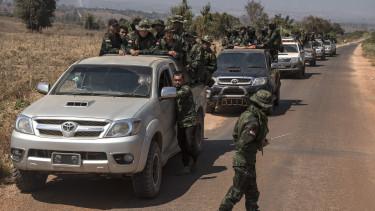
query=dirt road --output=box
[1,43,375,211]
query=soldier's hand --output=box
[130,49,139,56]
[119,50,126,56]
[168,51,177,58]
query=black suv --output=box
[207,49,281,112]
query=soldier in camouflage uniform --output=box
[154,25,184,63]
[99,19,125,56]
[129,19,157,56]
[170,15,191,67]
[187,35,217,85]
[152,19,165,43]
[173,72,199,175]
[219,90,272,211]
[258,22,282,62]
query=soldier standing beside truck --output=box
[219,90,272,211]
[173,72,199,175]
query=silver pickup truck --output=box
[10,56,206,198]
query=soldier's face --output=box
[173,75,184,88]
[165,32,173,41]
[139,30,149,38]
[120,28,127,39]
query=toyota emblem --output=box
[231,79,239,84]
[61,121,78,137]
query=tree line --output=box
[13,0,345,38]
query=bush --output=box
[363,32,375,59]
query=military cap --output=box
[201,35,213,44]
[136,19,152,31]
[164,25,175,32]
[170,15,185,23]
[152,19,165,27]
[108,18,119,27]
[250,90,273,109]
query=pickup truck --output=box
[10,55,206,198]
[277,41,306,78]
[207,49,281,113]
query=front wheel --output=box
[12,168,47,192]
[132,142,162,198]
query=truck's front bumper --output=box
[11,131,144,174]
[207,85,269,107]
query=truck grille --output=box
[35,118,109,138]
[28,149,107,160]
[279,58,291,63]
[218,77,252,85]
[222,87,245,95]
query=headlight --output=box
[15,115,34,135]
[252,77,267,86]
[105,119,142,138]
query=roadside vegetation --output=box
[337,31,368,44]
[0,17,101,181]
[362,32,375,65]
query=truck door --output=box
[157,66,178,154]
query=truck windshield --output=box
[324,41,331,45]
[218,53,266,69]
[282,44,299,53]
[52,65,152,98]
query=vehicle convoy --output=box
[303,41,317,66]
[207,49,281,113]
[314,39,326,60]
[323,39,336,56]
[277,41,306,78]
[10,56,206,198]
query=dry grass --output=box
[0,17,103,180]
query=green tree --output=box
[14,0,56,32]
[170,0,194,30]
[245,0,269,31]
[84,13,101,30]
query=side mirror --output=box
[160,87,176,99]
[36,82,50,94]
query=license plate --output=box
[52,152,81,166]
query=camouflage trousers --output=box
[219,164,259,211]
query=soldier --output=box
[154,25,183,63]
[99,19,125,56]
[219,90,272,211]
[170,15,190,66]
[187,35,217,85]
[129,19,157,56]
[173,72,199,175]
[259,22,282,62]
[119,23,129,54]
[152,19,165,43]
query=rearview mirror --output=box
[160,87,176,99]
[36,82,50,94]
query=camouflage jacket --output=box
[154,38,183,61]
[188,44,217,74]
[264,28,282,51]
[128,33,157,55]
[232,104,269,166]
[99,33,124,56]
[176,85,197,128]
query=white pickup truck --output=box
[10,55,206,198]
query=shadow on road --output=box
[271,99,307,116]
[281,72,321,80]
[31,139,233,210]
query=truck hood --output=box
[213,68,268,78]
[22,95,149,120]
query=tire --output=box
[206,103,215,114]
[274,87,280,106]
[195,113,204,153]
[310,60,316,66]
[132,142,162,198]
[297,66,305,79]
[12,168,47,193]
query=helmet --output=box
[136,19,152,31]
[201,35,213,44]
[164,25,175,33]
[249,90,273,109]
[152,19,165,27]
[170,15,185,23]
